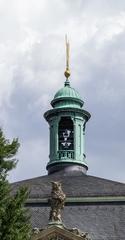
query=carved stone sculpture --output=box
[33,227,40,234]
[69,228,91,240]
[49,181,66,222]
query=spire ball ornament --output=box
[64,69,70,79]
[64,35,71,79]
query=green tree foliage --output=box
[0,129,31,240]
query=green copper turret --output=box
[44,38,90,174]
[44,79,91,174]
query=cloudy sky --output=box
[0,0,125,183]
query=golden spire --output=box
[64,35,71,79]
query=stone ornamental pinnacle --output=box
[44,38,91,174]
[49,181,66,223]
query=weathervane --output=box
[64,35,70,79]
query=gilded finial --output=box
[64,35,70,79]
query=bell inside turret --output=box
[58,117,74,151]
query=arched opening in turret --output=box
[58,117,74,153]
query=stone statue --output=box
[49,181,66,222]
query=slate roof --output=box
[11,170,125,198]
[11,171,125,240]
[28,205,125,240]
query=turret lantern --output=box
[44,37,91,174]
